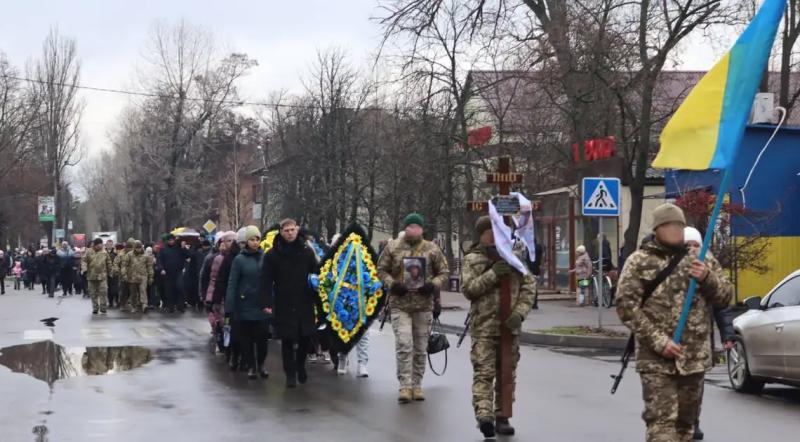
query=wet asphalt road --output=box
[0,286,798,442]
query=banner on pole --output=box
[38,196,55,222]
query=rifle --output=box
[379,302,391,331]
[457,313,471,348]
[610,335,634,394]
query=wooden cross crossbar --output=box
[465,156,516,418]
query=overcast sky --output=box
[0,0,730,163]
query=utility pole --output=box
[257,137,270,230]
[233,134,240,228]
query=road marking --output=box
[133,327,168,338]
[82,328,112,339]
[23,329,53,340]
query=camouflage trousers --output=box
[471,336,520,420]
[128,283,148,312]
[87,280,108,311]
[640,372,704,442]
[391,308,432,389]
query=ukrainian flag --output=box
[653,0,786,171]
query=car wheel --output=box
[727,338,764,394]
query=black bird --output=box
[40,317,58,327]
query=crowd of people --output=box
[0,203,736,439]
[1,242,86,297]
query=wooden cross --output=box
[466,156,522,418]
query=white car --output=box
[728,270,800,393]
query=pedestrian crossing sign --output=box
[582,177,621,217]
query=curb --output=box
[438,323,628,350]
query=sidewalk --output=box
[438,291,628,350]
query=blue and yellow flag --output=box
[653,0,786,171]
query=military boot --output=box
[398,388,412,404]
[693,425,704,440]
[478,418,495,438]
[495,418,515,436]
[412,387,425,401]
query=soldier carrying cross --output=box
[463,158,537,438]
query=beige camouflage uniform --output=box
[81,247,113,312]
[127,243,154,313]
[616,240,733,442]
[114,240,134,310]
[461,244,536,421]
[377,237,449,390]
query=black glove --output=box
[420,282,436,296]
[433,302,442,319]
[204,301,213,313]
[390,282,408,296]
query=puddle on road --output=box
[0,340,153,386]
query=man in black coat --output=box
[40,249,60,298]
[262,219,320,388]
[157,235,187,313]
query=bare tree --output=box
[30,27,85,242]
[139,19,256,230]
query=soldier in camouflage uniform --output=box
[127,241,154,314]
[114,238,135,312]
[81,238,113,314]
[377,213,449,404]
[461,216,536,438]
[616,203,733,442]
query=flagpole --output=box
[672,166,733,343]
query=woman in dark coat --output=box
[262,219,319,388]
[225,226,269,380]
[40,250,60,298]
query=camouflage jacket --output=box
[127,251,154,285]
[616,241,733,375]
[81,248,113,281]
[377,237,450,313]
[461,245,536,337]
[113,250,132,282]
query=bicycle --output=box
[591,260,615,308]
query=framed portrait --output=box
[403,257,426,291]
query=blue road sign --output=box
[582,177,621,217]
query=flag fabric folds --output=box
[653,0,787,171]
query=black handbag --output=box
[427,319,450,375]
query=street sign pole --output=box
[597,217,603,329]
[581,177,621,329]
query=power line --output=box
[0,73,423,112]
[1,73,307,109]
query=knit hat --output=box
[126,237,136,248]
[218,230,237,244]
[242,225,261,241]
[651,203,686,230]
[576,245,586,254]
[134,240,143,249]
[403,213,425,228]
[475,216,492,236]
[237,227,252,243]
[92,238,103,246]
[684,227,702,245]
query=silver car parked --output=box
[728,270,800,393]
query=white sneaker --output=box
[337,356,348,375]
[308,354,318,364]
[357,363,369,378]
